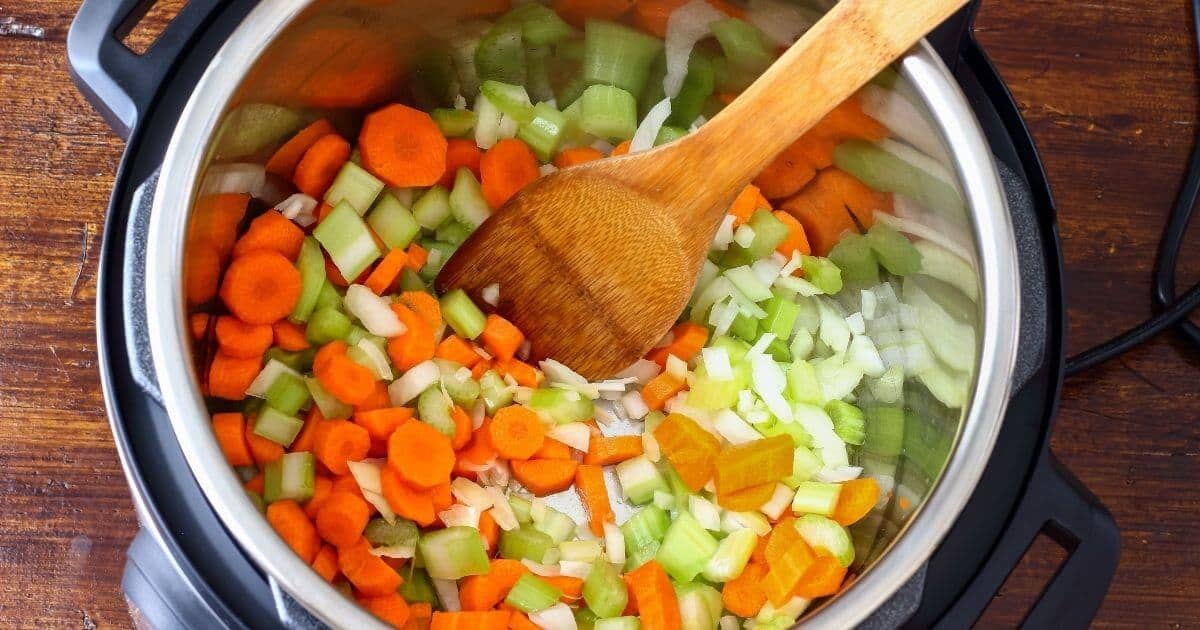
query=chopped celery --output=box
[431,108,478,137]
[533,504,577,543]
[578,84,638,140]
[795,514,855,567]
[509,495,533,524]
[265,347,315,373]
[654,125,687,146]
[621,505,670,570]
[555,70,589,110]
[867,223,922,275]
[758,417,812,448]
[833,140,964,218]
[746,209,788,259]
[476,21,527,86]
[801,256,844,295]
[314,282,342,312]
[790,481,842,517]
[660,462,691,511]
[724,266,773,302]
[213,103,301,159]
[325,162,384,215]
[480,80,535,124]
[787,359,822,404]
[365,517,419,547]
[560,540,602,562]
[583,20,662,98]
[264,372,310,417]
[826,400,866,445]
[582,558,627,618]
[638,53,667,118]
[525,45,556,104]
[246,489,265,514]
[419,526,491,579]
[418,386,457,439]
[711,55,755,94]
[263,451,314,503]
[413,186,453,230]
[418,239,457,282]
[306,307,351,344]
[502,2,575,46]
[305,377,352,419]
[717,243,754,268]
[253,406,303,447]
[762,294,800,340]
[368,193,421,250]
[701,527,757,582]
[289,237,326,323]
[827,233,880,285]
[312,201,381,281]
[687,361,748,410]
[676,583,723,630]
[411,46,461,109]
[782,446,823,488]
[518,102,570,161]
[655,511,719,583]
[440,289,488,339]
[576,607,599,630]
[527,388,593,424]
[449,168,492,229]
[615,455,669,505]
[399,268,428,293]
[863,406,905,457]
[436,220,473,246]
[500,525,556,563]
[710,18,773,75]
[668,52,715,128]
[594,618,640,630]
[507,574,563,614]
[448,21,490,101]
[480,369,516,414]
[399,567,439,605]
[437,359,481,406]
[729,312,759,342]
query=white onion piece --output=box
[522,559,562,576]
[559,560,593,580]
[591,139,616,154]
[859,84,950,165]
[481,283,501,306]
[664,0,725,97]
[779,251,803,277]
[620,391,649,420]
[875,210,975,264]
[615,359,661,384]
[275,193,318,227]
[712,214,736,250]
[629,97,673,153]
[389,360,440,405]
[368,544,416,559]
[642,432,662,462]
[814,465,863,483]
[548,423,591,452]
[486,487,520,530]
[470,400,487,429]
[529,603,577,630]
[347,459,397,523]
[701,347,732,381]
[719,616,741,630]
[345,285,406,337]
[245,359,300,398]
[845,312,866,336]
[200,162,266,198]
[478,460,512,488]
[439,504,481,529]
[603,521,625,565]
[665,354,689,381]
[593,402,618,426]
[451,477,494,510]
[434,579,462,612]
[355,339,393,381]
[713,409,761,445]
[539,163,558,176]
[759,483,795,520]
[733,224,756,248]
[540,359,589,386]
[689,495,722,530]
[746,0,818,46]
[475,346,494,360]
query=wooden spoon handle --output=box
[671,0,968,189]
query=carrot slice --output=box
[339,537,403,596]
[315,352,377,405]
[511,459,578,496]
[294,133,351,198]
[362,592,411,628]
[208,351,262,400]
[436,335,482,368]
[359,103,449,187]
[388,421,455,489]
[625,560,681,630]
[365,248,409,295]
[311,543,340,582]
[189,193,251,261]
[190,312,211,340]
[480,138,539,209]
[455,419,498,478]
[495,358,541,388]
[640,372,686,411]
[232,210,306,261]
[431,611,511,630]
[244,473,265,495]
[772,210,812,257]
[831,477,880,526]
[610,140,633,156]
[780,168,889,255]
[460,559,528,610]
[533,437,573,460]
[714,434,794,496]
[653,413,720,491]
[215,315,273,359]
[316,491,372,548]
[440,138,484,187]
[185,243,222,306]
[575,464,614,536]
[399,291,444,331]
[645,322,708,367]
[488,405,545,460]
[542,575,584,600]
[313,419,371,475]
[728,184,772,226]
[479,314,525,363]
[387,303,437,371]
[584,435,643,465]
[406,243,429,271]
[267,118,337,179]
[753,141,818,200]
[478,509,500,553]
[313,340,347,374]
[721,561,767,617]
[273,320,310,351]
[381,466,436,525]
[717,481,777,512]
[304,475,334,519]
[552,146,604,169]
[451,405,474,450]
[404,603,434,630]
[246,417,285,465]
[792,555,847,599]
[212,412,253,467]
[267,499,320,563]
[219,249,302,324]
[354,407,413,442]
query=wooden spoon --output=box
[437,0,967,379]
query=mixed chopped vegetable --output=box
[188,0,977,627]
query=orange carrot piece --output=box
[233,210,306,261]
[640,372,686,411]
[208,351,262,400]
[584,435,643,465]
[480,314,524,363]
[313,419,371,475]
[714,434,794,496]
[387,303,437,371]
[405,243,429,271]
[478,509,500,552]
[304,475,334,519]
[245,473,265,495]
[552,146,604,169]
[460,559,528,610]
[273,320,310,351]
[470,360,493,381]
[354,407,413,442]
[721,561,767,617]
[359,104,448,188]
[365,248,409,295]
[455,419,498,478]
[380,466,436,526]
[751,533,769,564]
[610,140,632,156]
[294,133,352,198]
[212,412,254,467]
[403,603,434,630]
[215,315,273,359]
[339,537,403,596]
[436,335,482,368]
[316,491,372,548]
[189,192,251,261]
[832,477,880,526]
[495,358,541,388]
[717,481,777,512]
[772,210,812,257]
[431,611,511,630]
[333,473,370,505]
[480,139,539,209]
[451,406,474,450]
[267,118,338,179]
[625,560,681,630]
[388,420,456,489]
[653,413,721,491]
[220,249,302,324]
[246,417,285,465]
[357,379,393,413]
[646,322,708,366]
[754,141,818,200]
[780,168,889,255]
[509,611,540,630]
[488,405,545,460]
[315,351,377,405]
[440,139,484,187]
[190,312,211,340]
[763,535,816,606]
[185,243,222,306]
[511,459,578,496]
[812,93,889,143]
[400,291,443,331]
[542,575,584,600]
[552,0,635,27]
[727,184,772,225]
[362,592,412,628]
[533,437,573,460]
[793,555,848,599]
[267,499,321,563]
[575,464,614,536]
[311,543,340,582]
[764,516,799,568]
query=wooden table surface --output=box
[1,0,1197,627]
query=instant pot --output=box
[69,0,1119,627]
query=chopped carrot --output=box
[244,473,265,494]
[365,248,409,295]
[313,419,371,475]
[764,516,799,568]
[630,0,743,37]
[215,315,273,359]
[812,93,889,143]
[511,459,578,496]
[714,434,794,496]
[245,417,285,465]
[208,351,262,400]
[831,477,880,526]
[480,138,539,209]
[763,535,816,605]
[470,359,493,381]
[645,322,708,366]
[190,312,211,340]
[495,358,541,388]
[436,335,481,368]
[625,560,681,630]
[479,314,524,363]
[267,118,338,179]
[323,252,349,287]
[542,575,584,600]
[781,168,890,255]
[584,435,643,465]
[717,481,777,512]
[185,243,222,306]
[403,603,434,630]
[313,339,347,374]
[478,509,500,552]
[454,419,498,478]
[316,491,372,548]
[575,464,613,536]
[751,532,769,564]
[334,473,369,505]
[267,499,320,563]
[354,407,413,442]
[772,210,812,257]
[430,481,453,517]
[451,406,474,450]
[552,0,635,27]
[294,133,351,198]
[440,139,484,187]
[653,413,720,491]
[533,437,573,460]
[189,193,250,261]
[488,405,545,460]
[406,243,429,271]
[315,352,377,405]
[610,140,632,156]
[790,133,839,171]
[339,536,403,596]
[509,611,540,630]
[232,210,305,261]
[212,412,253,467]
[311,543,339,582]
[431,611,511,630]
[387,303,437,371]
[721,561,767,617]
[552,146,604,169]
[273,320,310,351]
[793,555,847,599]
[640,372,686,411]
[304,475,334,519]
[361,592,411,628]
[359,103,448,187]
[460,559,528,610]
[399,291,443,331]
[355,380,392,413]
[388,420,455,489]
[754,141,818,200]
[728,184,772,225]
[220,249,303,324]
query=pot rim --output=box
[145,1,1019,626]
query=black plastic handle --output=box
[67,0,223,140]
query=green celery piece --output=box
[447,20,491,102]
[289,237,326,323]
[253,406,303,447]
[505,573,563,613]
[476,21,527,86]
[264,372,310,417]
[582,558,628,618]
[687,361,748,410]
[576,608,600,630]
[449,167,492,230]
[718,243,754,268]
[418,386,457,439]
[418,239,458,282]
[729,311,759,342]
[399,268,429,293]
[700,527,757,582]
[621,505,670,570]
[364,517,419,547]
[413,185,453,230]
[655,511,719,583]
[762,293,801,340]
[555,70,589,110]
[324,162,384,215]
[527,388,593,424]
[436,358,482,406]
[213,103,301,160]
[419,526,491,579]
[440,289,487,339]
[867,222,923,275]
[312,201,381,281]
[431,108,479,137]
[593,618,640,630]
[480,370,515,414]
[827,233,879,285]
[411,45,461,109]
[502,2,575,46]
[758,417,812,448]
[790,481,841,517]
[615,455,669,505]
[399,567,440,605]
[661,461,691,511]
[582,20,663,98]
[724,265,773,302]
[518,102,570,162]
[826,400,866,445]
[654,125,687,146]
[305,377,352,419]
[368,193,421,250]
[265,347,315,373]
[782,445,822,488]
[480,80,535,123]
[638,53,667,119]
[499,525,555,563]
[709,18,773,75]
[262,451,315,503]
[802,255,844,294]
[787,358,823,405]
[314,282,342,312]
[711,54,755,94]
[508,495,533,524]
[578,84,638,140]
[833,139,965,218]
[764,336,792,362]
[533,505,577,543]
[525,45,556,104]
[795,514,855,566]
[747,209,789,259]
[863,406,905,457]
[676,583,722,630]
[306,307,351,344]
[709,335,751,363]
[668,51,715,128]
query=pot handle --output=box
[932,449,1120,628]
[67,0,223,140]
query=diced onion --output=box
[722,510,772,536]
[751,258,783,286]
[478,460,512,488]
[434,579,462,612]
[814,466,863,483]
[470,400,487,429]
[664,0,726,97]
[709,298,739,337]
[451,477,494,510]
[593,401,619,426]
[559,560,593,580]
[630,97,673,153]
[439,504,480,529]
[845,312,866,335]
[590,139,615,154]
[712,214,736,250]
[720,616,741,630]
[481,283,501,306]
[689,495,722,531]
[780,251,803,277]
[747,332,776,359]
[848,335,886,377]
[859,84,950,165]
[746,0,819,46]
[620,391,650,420]
[487,487,520,531]
[548,423,591,452]
[642,432,661,462]
[389,360,441,405]
[539,164,558,176]
[475,346,494,360]
[355,339,393,381]
[347,460,398,523]
[616,359,662,384]
[665,353,689,381]
[200,162,266,198]
[861,289,878,320]
[714,409,761,445]
[521,559,562,577]
[758,483,795,520]
[275,193,318,227]
[345,284,406,337]
[603,520,625,565]
[529,603,577,630]
[369,544,416,559]
[245,359,300,398]
[541,359,588,386]
[733,224,756,248]
[702,347,733,381]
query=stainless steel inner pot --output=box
[143,1,1019,626]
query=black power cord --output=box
[1062,0,1200,377]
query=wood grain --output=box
[0,0,1194,627]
